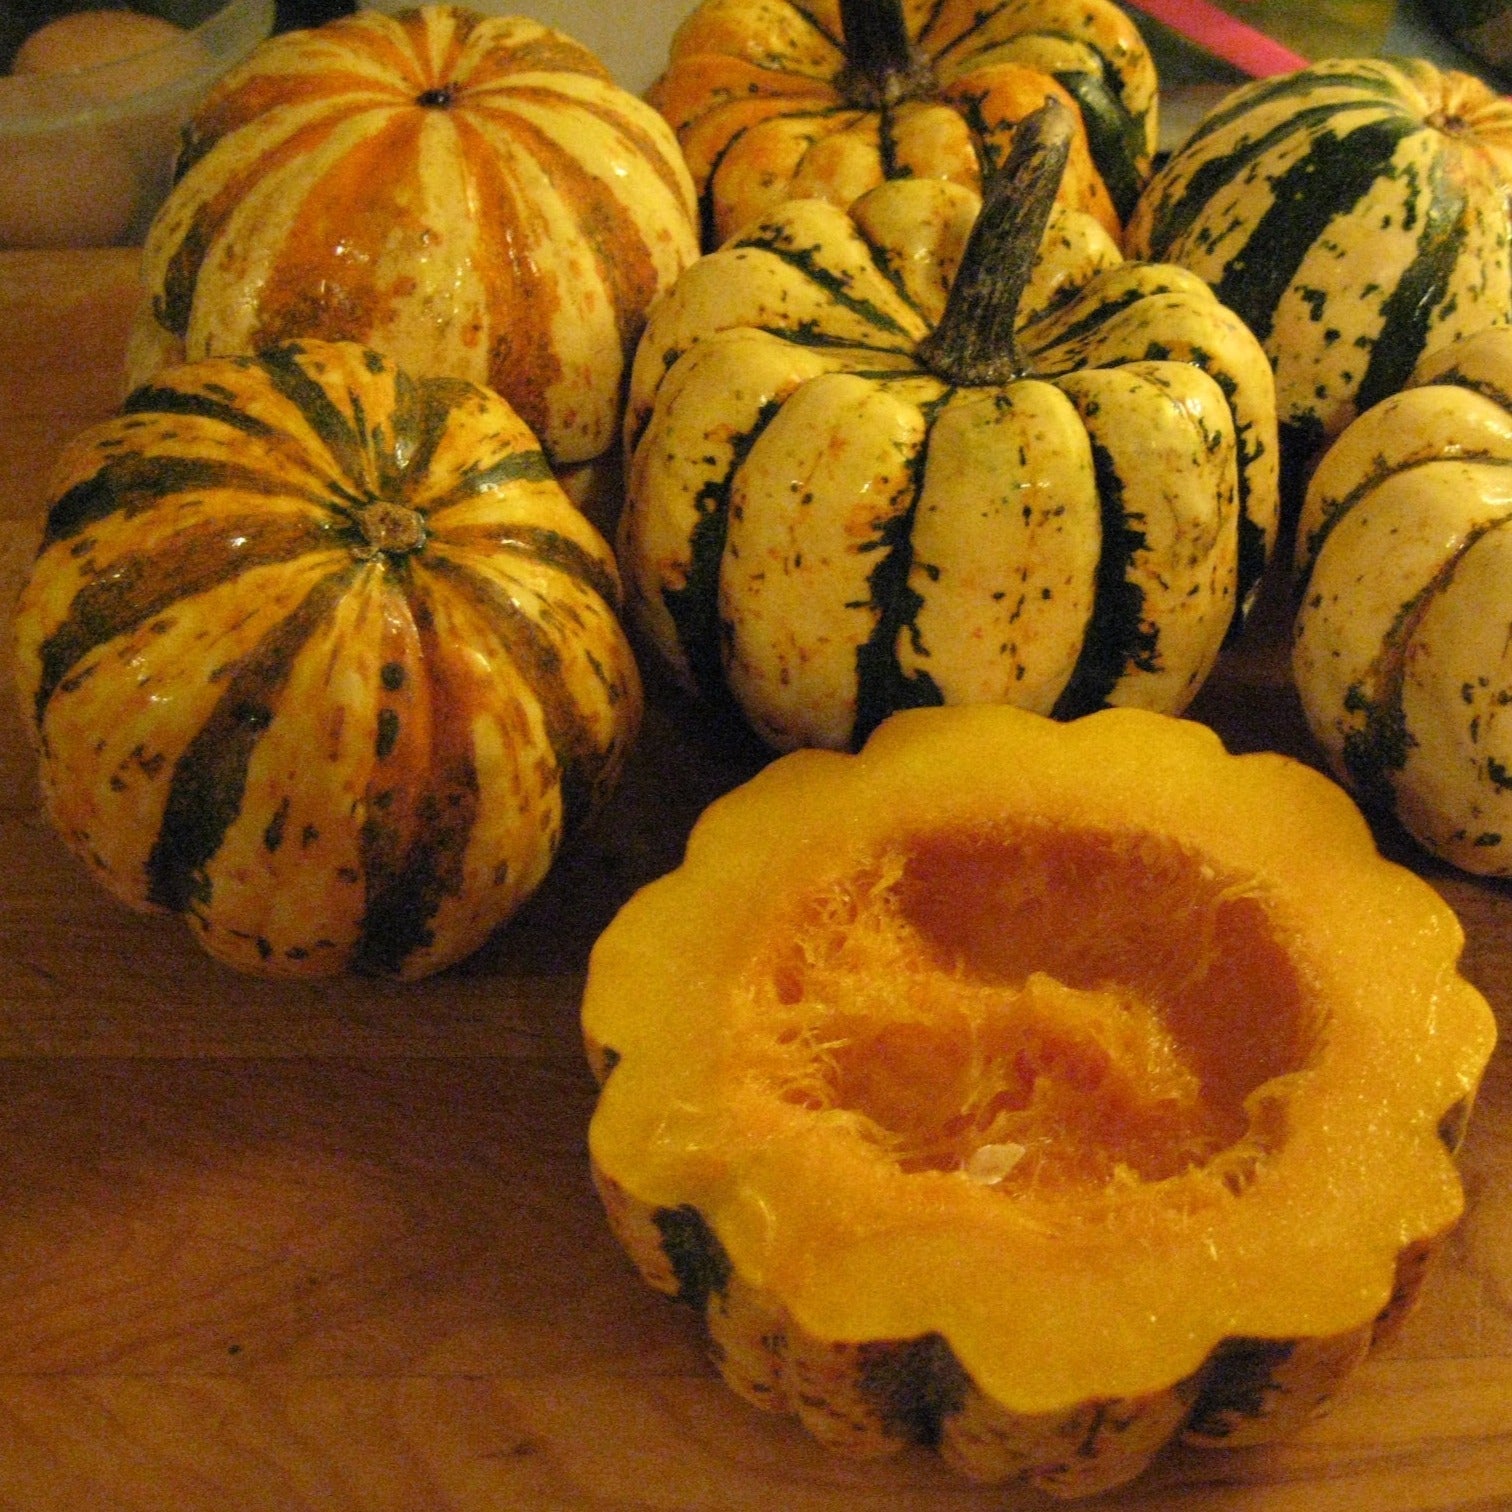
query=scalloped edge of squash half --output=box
[582,703,1496,1498]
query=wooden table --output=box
[0,248,1508,1512]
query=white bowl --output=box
[0,0,275,248]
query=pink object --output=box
[1121,0,1310,76]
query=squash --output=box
[649,0,1158,246]
[583,701,1496,1499]
[12,338,641,980]
[620,99,1278,753]
[1125,57,1512,502]
[123,3,699,519]
[1293,322,1512,876]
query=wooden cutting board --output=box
[0,248,1509,1512]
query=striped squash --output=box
[650,0,1158,247]
[125,4,699,519]
[1125,57,1512,498]
[1293,324,1512,877]
[12,339,642,980]
[621,101,1278,753]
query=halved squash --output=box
[583,703,1495,1497]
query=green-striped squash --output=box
[621,101,1278,753]
[1125,57,1512,496]
[1294,323,1512,876]
[649,0,1159,247]
[12,339,641,980]
[125,4,699,519]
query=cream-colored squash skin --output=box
[620,176,1274,752]
[1294,325,1512,875]
[1126,58,1512,462]
[584,704,1496,1498]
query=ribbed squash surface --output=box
[653,0,1158,245]
[584,704,1496,1498]
[13,339,641,979]
[1294,323,1512,876]
[1126,57,1512,479]
[621,123,1278,752]
[125,4,698,509]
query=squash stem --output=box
[917,100,1073,387]
[838,0,932,107]
[354,501,426,557]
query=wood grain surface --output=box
[0,248,1509,1512]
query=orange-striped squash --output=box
[13,339,642,980]
[125,4,699,517]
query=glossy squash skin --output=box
[125,4,699,516]
[13,339,642,980]
[621,103,1278,753]
[1125,58,1512,495]
[583,702,1496,1499]
[651,0,1158,246]
[1294,324,1512,876]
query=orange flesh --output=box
[737,826,1322,1199]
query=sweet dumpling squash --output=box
[1293,323,1512,877]
[125,4,699,518]
[1126,57,1512,495]
[652,0,1158,247]
[13,339,641,980]
[621,101,1277,752]
[583,702,1495,1498]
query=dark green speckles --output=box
[653,1204,732,1308]
[146,567,357,913]
[1213,117,1419,345]
[857,1333,970,1447]
[663,399,783,715]
[1341,681,1416,809]
[375,707,401,760]
[1185,1337,1297,1440]
[264,796,290,853]
[1354,153,1470,415]
[1298,286,1328,322]
[1051,438,1152,719]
